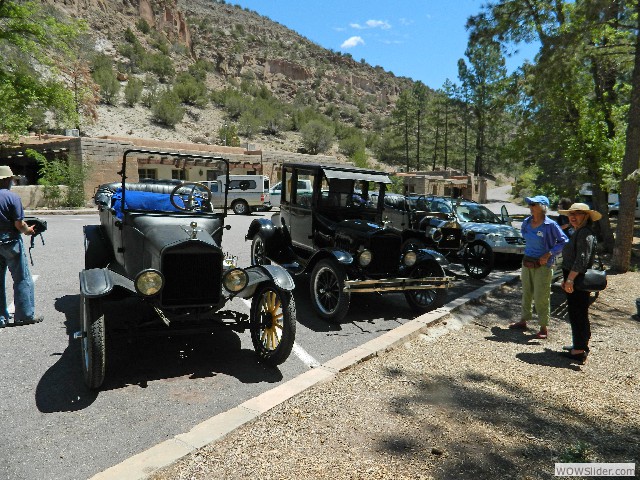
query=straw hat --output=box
[0,166,17,180]
[558,202,602,221]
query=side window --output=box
[282,169,291,205]
[229,180,257,190]
[263,178,269,191]
[292,170,314,208]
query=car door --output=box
[288,169,315,252]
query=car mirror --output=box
[500,205,511,224]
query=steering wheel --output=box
[170,182,212,212]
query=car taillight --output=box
[261,194,264,201]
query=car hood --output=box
[461,222,522,237]
[335,219,395,236]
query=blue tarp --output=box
[112,188,184,219]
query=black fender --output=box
[302,248,353,274]
[415,248,450,267]
[235,264,295,298]
[84,225,113,269]
[79,268,135,299]
[245,218,283,258]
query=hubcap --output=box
[259,290,283,351]
[315,267,339,314]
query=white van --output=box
[202,175,269,215]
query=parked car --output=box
[418,196,526,278]
[81,149,297,389]
[245,163,454,323]
[370,192,502,278]
[201,174,270,215]
[268,178,313,208]
[608,196,640,218]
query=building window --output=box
[206,170,217,181]
[172,169,186,180]
[138,168,157,180]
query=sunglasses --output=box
[528,203,540,206]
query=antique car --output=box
[419,196,526,278]
[245,163,454,323]
[79,149,297,389]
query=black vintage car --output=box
[79,149,297,389]
[245,163,454,323]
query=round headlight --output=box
[403,251,417,267]
[135,270,164,296]
[465,231,476,242]
[223,268,248,293]
[358,249,372,267]
[431,228,443,243]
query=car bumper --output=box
[491,244,525,255]
[344,276,454,293]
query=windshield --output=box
[455,203,501,223]
[114,150,229,216]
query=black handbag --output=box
[572,228,607,292]
[574,268,607,292]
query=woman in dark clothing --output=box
[557,203,602,364]
[556,198,574,237]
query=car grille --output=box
[369,234,401,275]
[161,244,222,307]
[505,236,525,245]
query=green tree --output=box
[124,77,144,107]
[391,89,416,171]
[301,120,334,154]
[0,1,82,138]
[151,89,184,127]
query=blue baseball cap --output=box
[525,195,550,206]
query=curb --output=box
[25,209,97,215]
[90,272,520,480]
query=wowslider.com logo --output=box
[555,463,635,477]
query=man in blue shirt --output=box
[0,166,42,327]
[509,195,567,339]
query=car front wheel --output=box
[310,259,351,323]
[251,234,271,265]
[80,296,106,390]
[463,241,494,279]
[404,262,448,313]
[250,284,296,366]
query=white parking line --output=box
[7,275,39,314]
[241,297,320,368]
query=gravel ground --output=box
[151,268,640,480]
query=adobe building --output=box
[0,134,339,208]
[396,169,487,203]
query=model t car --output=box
[245,163,454,323]
[79,149,297,389]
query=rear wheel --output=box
[463,241,494,279]
[232,200,250,215]
[404,262,448,313]
[251,234,271,265]
[250,284,296,366]
[310,259,350,323]
[80,296,106,389]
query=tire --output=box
[463,241,494,279]
[310,259,351,323]
[232,200,250,215]
[404,262,448,313]
[80,295,106,389]
[250,283,296,366]
[401,237,426,252]
[251,234,271,266]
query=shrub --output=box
[136,19,150,34]
[29,149,87,208]
[92,66,120,105]
[124,78,144,107]
[301,120,334,155]
[151,90,184,127]
[173,73,208,107]
[339,134,365,158]
[144,53,174,82]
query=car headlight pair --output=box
[223,268,249,293]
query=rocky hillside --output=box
[42,0,417,159]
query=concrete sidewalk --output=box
[91,273,521,480]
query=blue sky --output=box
[228,0,540,90]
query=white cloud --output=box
[341,36,365,49]
[350,19,391,30]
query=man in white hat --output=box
[0,166,42,327]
